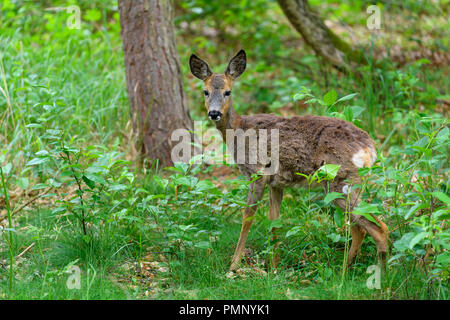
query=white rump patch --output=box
[352,149,366,168]
[352,147,376,168]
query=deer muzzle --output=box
[208,110,222,121]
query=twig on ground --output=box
[0,187,53,221]
[15,242,35,259]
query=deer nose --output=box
[208,110,222,121]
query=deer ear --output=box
[189,54,212,80]
[225,49,246,79]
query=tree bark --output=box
[118,0,193,167]
[277,0,366,70]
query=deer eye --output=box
[224,91,231,97]
[203,90,209,97]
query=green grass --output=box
[0,0,448,300]
[2,187,443,300]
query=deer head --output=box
[189,50,246,121]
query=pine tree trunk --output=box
[277,0,366,70]
[118,0,193,167]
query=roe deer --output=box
[189,49,389,272]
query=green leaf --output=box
[353,201,381,226]
[350,106,365,118]
[85,9,101,21]
[26,157,49,166]
[436,251,450,265]
[394,232,415,252]
[344,106,353,122]
[334,207,344,228]
[82,175,96,189]
[194,241,210,249]
[85,173,106,185]
[405,203,428,219]
[3,162,12,175]
[286,226,301,238]
[409,232,427,249]
[435,126,449,141]
[51,207,66,214]
[153,176,169,189]
[324,192,344,204]
[293,93,306,101]
[16,177,29,190]
[327,233,342,243]
[32,183,49,190]
[432,191,450,206]
[269,219,283,229]
[336,93,358,103]
[194,180,216,192]
[323,89,338,106]
[316,164,341,182]
[109,184,127,191]
[173,176,198,188]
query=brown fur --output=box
[189,51,389,272]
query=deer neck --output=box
[214,99,241,142]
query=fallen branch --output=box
[0,187,53,221]
[15,242,35,259]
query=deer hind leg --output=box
[348,224,366,266]
[268,187,283,269]
[333,184,388,267]
[352,213,389,267]
[229,177,266,271]
[334,197,366,266]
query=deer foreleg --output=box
[229,177,266,271]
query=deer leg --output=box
[347,224,366,266]
[229,177,266,271]
[333,184,387,268]
[351,213,389,267]
[269,187,283,220]
[268,187,283,269]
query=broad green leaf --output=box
[436,251,450,265]
[393,232,415,252]
[82,175,96,189]
[432,191,450,206]
[336,93,358,103]
[327,233,342,243]
[350,106,365,118]
[194,241,210,249]
[31,183,48,190]
[316,164,341,182]
[334,208,344,227]
[16,177,29,189]
[293,93,306,101]
[353,201,381,226]
[26,157,49,166]
[409,232,427,249]
[286,226,301,238]
[109,184,127,191]
[324,192,344,204]
[153,176,169,189]
[323,89,338,106]
[269,219,283,229]
[195,180,216,192]
[85,173,106,185]
[405,203,428,219]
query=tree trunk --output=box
[118,0,193,167]
[277,0,366,70]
